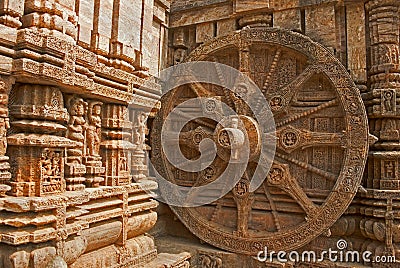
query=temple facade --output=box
[0,0,399,267]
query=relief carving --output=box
[0,1,187,267]
[0,76,13,192]
[131,110,149,181]
[7,84,71,196]
[83,100,105,187]
[65,96,87,191]
[133,111,148,149]
[86,101,102,157]
[151,27,369,254]
[67,96,87,154]
[40,149,64,195]
[198,253,222,268]
[101,104,133,186]
[381,89,396,115]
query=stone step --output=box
[144,252,191,268]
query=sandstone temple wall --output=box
[0,0,190,267]
[1,0,400,267]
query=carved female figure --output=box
[134,112,148,148]
[86,101,102,156]
[0,117,9,156]
[66,97,87,155]
[383,90,394,112]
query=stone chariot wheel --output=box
[151,27,369,254]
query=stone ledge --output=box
[144,252,191,268]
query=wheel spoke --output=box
[275,125,345,153]
[275,152,337,181]
[267,163,318,220]
[262,49,282,94]
[169,109,215,129]
[232,171,254,237]
[262,183,281,231]
[188,82,213,97]
[212,56,236,109]
[254,49,283,112]
[266,65,318,112]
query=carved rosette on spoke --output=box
[151,27,370,254]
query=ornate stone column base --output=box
[83,156,105,187]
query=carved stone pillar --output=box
[0,76,13,196]
[101,104,133,186]
[7,84,73,196]
[365,0,400,190]
[367,0,400,90]
[363,0,400,259]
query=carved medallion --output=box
[151,28,369,254]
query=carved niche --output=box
[151,27,370,254]
[83,100,105,187]
[131,110,150,181]
[65,95,87,191]
[7,84,73,196]
[198,252,222,268]
[101,104,134,186]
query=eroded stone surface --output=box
[0,0,400,267]
[0,0,188,267]
[154,0,400,266]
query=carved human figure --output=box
[173,48,187,65]
[41,150,53,179]
[52,152,61,177]
[66,97,87,150]
[41,149,62,182]
[234,180,248,196]
[233,83,248,99]
[283,132,298,147]
[0,117,9,156]
[384,161,395,178]
[0,80,10,157]
[134,112,148,148]
[199,254,222,268]
[119,155,127,171]
[86,101,102,156]
[383,91,394,112]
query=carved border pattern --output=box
[13,29,161,107]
